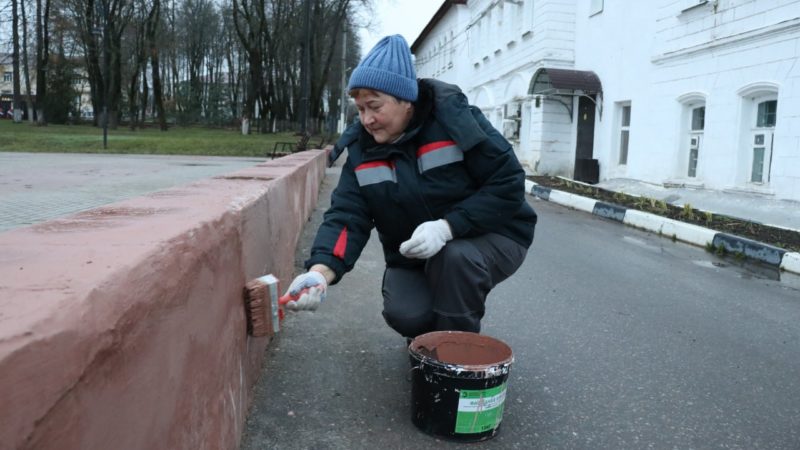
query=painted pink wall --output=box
[0,150,327,450]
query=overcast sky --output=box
[356,0,444,58]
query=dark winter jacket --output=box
[305,78,537,283]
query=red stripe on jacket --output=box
[417,140,457,157]
[356,161,394,171]
[333,226,348,259]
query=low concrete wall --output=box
[0,150,327,450]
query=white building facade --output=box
[411,0,800,202]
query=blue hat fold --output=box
[347,35,418,102]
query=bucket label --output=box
[454,383,507,434]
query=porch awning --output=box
[529,68,602,96]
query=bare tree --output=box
[176,0,217,123]
[231,0,268,130]
[10,0,23,122]
[263,0,298,131]
[44,8,80,124]
[308,0,352,132]
[35,0,52,124]
[220,5,244,122]
[68,0,133,128]
[13,0,369,132]
[146,0,167,129]
[21,0,35,122]
[126,0,148,129]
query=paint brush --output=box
[243,274,281,337]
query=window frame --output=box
[590,0,603,16]
[749,96,778,184]
[617,102,632,165]
[687,105,705,178]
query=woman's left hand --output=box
[399,219,453,259]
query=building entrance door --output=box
[574,95,597,183]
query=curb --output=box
[524,179,800,275]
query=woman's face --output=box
[352,89,414,144]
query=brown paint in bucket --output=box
[408,331,514,442]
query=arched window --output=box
[737,82,779,185]
[677,92,707,178]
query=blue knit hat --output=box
[347,35,418,102]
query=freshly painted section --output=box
[0,151,327,450]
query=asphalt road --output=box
[241,168,800,450]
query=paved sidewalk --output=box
[596,178,800,232]
[0,152,263,232]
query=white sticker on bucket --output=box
[455,383,507,434]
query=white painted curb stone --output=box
[548,190,597,214]
[623,210,717,247]
[781,252,800,274]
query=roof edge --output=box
[410,0,467,53]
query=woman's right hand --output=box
[282,269,330,311]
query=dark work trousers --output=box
[381,232,528,338]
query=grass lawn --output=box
[0,121,329,157]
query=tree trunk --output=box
[21,0,34,122]
[75,0,103,127]
[152,52,167,130]
[108,29,124,129]
[127,16,147,131]
[309,0,349,129]
[141,65,148,124]
[128,68,140,130]
[225,43,237,121]
[11,0,23,122]
[35,0,52,125]
[147,0,167,130]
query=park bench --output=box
[269,132,332,159]
[270,132,311,159]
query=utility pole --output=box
[299,0,311,134]
[338,24,347,133]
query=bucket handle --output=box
[406,364,420,383]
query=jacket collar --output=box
[422,78,489,151]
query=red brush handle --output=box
[278,287,310,305]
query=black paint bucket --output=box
[408,331,514,442]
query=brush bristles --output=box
[244,280,272,337]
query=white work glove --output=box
[399,219,453,259]
[283,271,327,311]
